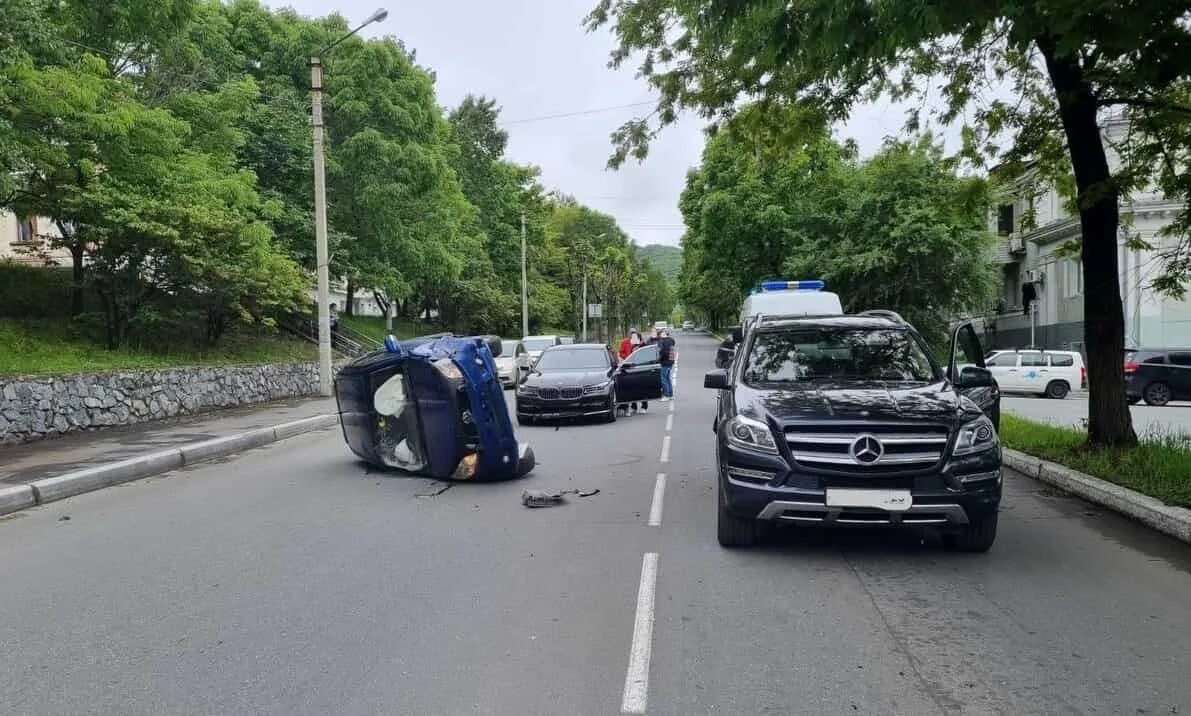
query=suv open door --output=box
[948,322,1001,429]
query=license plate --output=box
[825,488,912,512]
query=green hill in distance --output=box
[637,244,682,285]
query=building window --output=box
[15,216,37,244]
[997,205,1014,236]
[1063,259,1083,298]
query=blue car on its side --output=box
[334,333,535,481]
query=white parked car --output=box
[496,339,526,388]
[519,335,562,372]
[985,349,1085,399]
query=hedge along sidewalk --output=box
[1000,414,1191,544]
[0,396,339,516]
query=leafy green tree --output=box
[589,0,1191,445]
[678,104,994,345]
[2,54,305,347]
[785,138,997,349]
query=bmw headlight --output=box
[517,383,538,396]
[953,415,998,456]
[583,381,612,395]
[725,415,779,454]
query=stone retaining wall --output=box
[0,362,322,445]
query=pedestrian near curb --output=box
[657,329,676,401]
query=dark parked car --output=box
[1126,348,1191,406]
[704,314,1002,551]
[516,343,664,424]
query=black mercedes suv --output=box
[704,313,1002,551]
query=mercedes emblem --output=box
[849,434,884,464]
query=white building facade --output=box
[0,210,68,266]
[976,118,1191,353]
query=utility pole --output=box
[582,273,588,342]
[310,57,332,396]
[309,8,388,396]
[521,212,529,337]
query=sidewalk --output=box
[0,396,337,486]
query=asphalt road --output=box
[1004,394,1191,438]
[2,334,1190,714]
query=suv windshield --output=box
[536,348,609,371]
[500,340,518,356]
[744,328,937,384]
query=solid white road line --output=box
[665,414,673,432]
[621,552,659,714]
[659,435,671,463]
[648,473,666,526]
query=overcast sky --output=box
[276,0,930,248]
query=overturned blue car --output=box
[334,333,535,481]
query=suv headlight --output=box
[517,383,538,396]
[953,415,998,456]
[583,380,611,395]
[725,414,779,454]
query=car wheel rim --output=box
[1150,385,1170,402]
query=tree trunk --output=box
[1037,33,1136,447]
[69,242,85,316]
[373,290,392,331]
[344,277,356,316]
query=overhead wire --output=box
[500,101,656,125]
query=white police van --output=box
[740,279,843,323]
[716,280,843,368]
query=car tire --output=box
[1127,396,1141,405]
[943,513,998,553]
[1045,380,1070,399]
[717,484,758,548]
[1144,382,1172,407]
[604,388,618,423]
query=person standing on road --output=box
[618,329,649,415]
[658,329,676,401]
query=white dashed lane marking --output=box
[621,553,659,714]
[648,473,666,526]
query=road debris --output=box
[415,481,453,497]
[521,488,600,507]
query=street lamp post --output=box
[310,8,388,396]
[582,234,606,343]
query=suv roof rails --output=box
[856,309,907,325]
[754,311,846,324]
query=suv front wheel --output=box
[717,484,758,547]
[943,512,998,552]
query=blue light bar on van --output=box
[760,279,825,292]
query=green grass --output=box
[1000,413,1191,508]
[338,315,426,343]
[0,318,317,376]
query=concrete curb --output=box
[0,484,36,515]
[3,413,340,515]
[1003,447,1191,544]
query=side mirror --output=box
[704,369,730,390]
[956,366,994,389]
[729,325,743,343]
